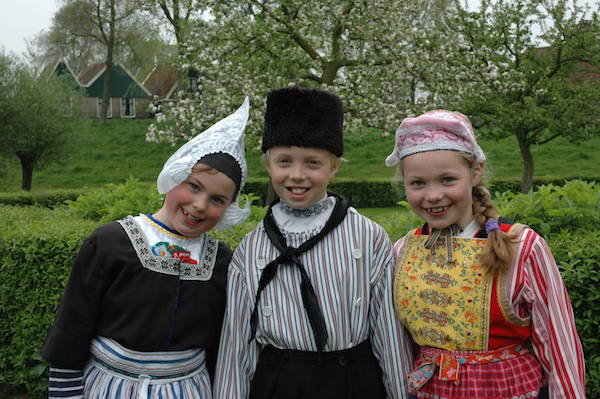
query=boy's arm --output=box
[368,225,414,399]
[214,243,261,399]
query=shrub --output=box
[495,180,600,395]
[496,179,600,236]
[1,180,599,397]
[548,231,600,398]
[0,206,97,398]
[65,177,164,223]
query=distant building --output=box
[42,59,201,119]
[40,58,81,87]
[77,62,152,118]
[143,64,201,103]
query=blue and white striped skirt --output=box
[83,337,212,399]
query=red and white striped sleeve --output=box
[517,228,586,399]
[393,234,410,259]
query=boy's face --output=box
[266,146,339,209]
[154,168,236,237]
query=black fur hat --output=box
[262,87,344,156]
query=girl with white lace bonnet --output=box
[41,98,251,399]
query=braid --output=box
[472,183,516,275]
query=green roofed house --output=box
[76,62,152,118]
[40,58,81,87]
[40,58,83,116]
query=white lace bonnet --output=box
[156,97,251,230]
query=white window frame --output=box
[120,97,136,118]
[97,97,112,118]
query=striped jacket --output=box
[214,207,414,399]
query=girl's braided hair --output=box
[464,154,517,275]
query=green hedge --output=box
[4,176,599,209]
[1,180,599,397]
[548,231,600,398]
[231,176,600,208]
[0,206,97,398]
[0,190,81,208]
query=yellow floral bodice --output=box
[393,233,492,351]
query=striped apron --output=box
[83,337,211,399]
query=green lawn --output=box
[2,118,600,192]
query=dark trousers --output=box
[249,340,386,399]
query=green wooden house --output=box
[40,58,82,115]
[77,62,152,118]
[41,58,81,87]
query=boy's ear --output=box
[329,157,341,178]
[472,162,484,185]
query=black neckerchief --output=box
[249,194,350,352]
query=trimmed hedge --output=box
[3,176,600,209]
[1,180,599,397]
[0,190,81,208]
[245,176,600,207]
[0,206,97,398]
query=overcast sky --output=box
[0,0,60,56]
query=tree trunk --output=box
[322,61,340,86]
[100,0,116,124]
[516,130,534,193]
[18,154,34,191]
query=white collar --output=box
[457,219,480,238]
[272,196,335,233]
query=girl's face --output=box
[266,146,339,209]
[154,168,236,237]
[402,150,482,230]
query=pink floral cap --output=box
[385,109,486,167]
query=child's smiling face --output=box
[266,146,339,209]
[402,150,482,230]
[154,166,236,237]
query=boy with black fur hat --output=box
[214,87,413,399]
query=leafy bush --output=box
[548,231,600,398]
[3,177,599,210]
[65,177,164,223]
[1,180,599,397]
[496,179,600,236]
[495,180,600,396]
[0,206,97,398]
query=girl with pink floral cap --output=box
[386,110,585,399]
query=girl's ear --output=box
[472,162,484,186]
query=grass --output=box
[2,118,600,192]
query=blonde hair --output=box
[461,154,516,275]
